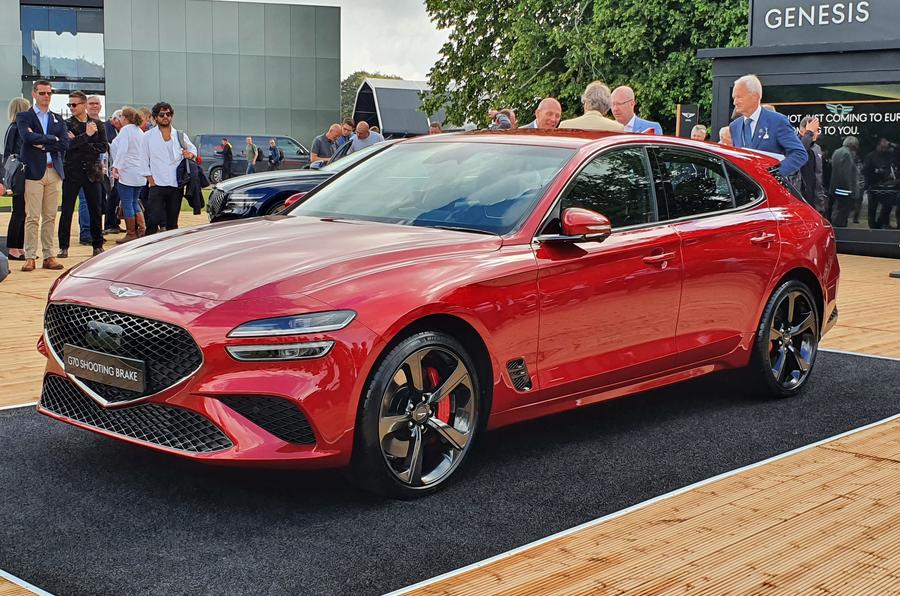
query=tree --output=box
[423,0,749,131]
[341,70,403,121]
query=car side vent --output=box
[506,358,533,392]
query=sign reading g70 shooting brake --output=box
[750,1,900,47]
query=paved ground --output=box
[0,351,897,596]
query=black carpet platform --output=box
[1,351,898,595]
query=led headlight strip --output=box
[226,341,334,361]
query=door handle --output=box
[643,251,676,265]
[750,232,776,245]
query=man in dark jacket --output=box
[58,90,108,258]
[797,116,823,212]
[219,138,233,180]
[862,138,899,229]
[16,80,69,272]
[829,136,859,228]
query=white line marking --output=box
[820,347,900,363]
[0,568,54,596]
[0,402,37,412]
[390,355,900,595]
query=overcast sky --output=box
[228,0,449,80]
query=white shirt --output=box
[141,126,197,188]
[744,105,762,137]
[624,115,637,132]
[111,124,150,187]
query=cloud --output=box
[222,0,448,80]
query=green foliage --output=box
[341,70,403,120]
[423,0,748,130]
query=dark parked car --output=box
[194,134,311,184]
[207,140,395,222]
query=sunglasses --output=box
[66,102,83,108]
[156,111,173,117]
[35,91,52,97]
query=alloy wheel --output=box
[377,346,477,489]
[767,289,818,390]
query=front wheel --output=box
[209,167,223,184]
[749,280,820,398]
[352,331,481,498]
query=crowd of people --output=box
[2,75,897,281]
[1,80,197,274]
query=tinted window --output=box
[654,148,733,218]
[276,137,306,155]
[294,142,574,235]
[727,163,762,206]
[560,147,654,228]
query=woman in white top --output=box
[110,107,149,243]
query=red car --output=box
[38,130,839,497]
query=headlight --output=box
[228,310,356,338]
[226,341,334,361]
[229,191,266,206]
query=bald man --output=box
[349,121,384,153]
[718,126,732,146]
[610,86,662,134]
[311,123,343,164]
[520,97,562,129]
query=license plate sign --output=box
[64,344,146,392]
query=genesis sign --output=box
[750,1,899,46]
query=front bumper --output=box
[38,279,381,469]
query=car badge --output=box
[109,285,145,298]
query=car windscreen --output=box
[292,141,575,235]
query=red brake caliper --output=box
[426,366,451,423]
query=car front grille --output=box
[44,303,203,404]
[41,375,232,453]
[219,396,316,445]
[207,188,227,221]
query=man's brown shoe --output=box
[42,258,64,270]
[21,259,36,272]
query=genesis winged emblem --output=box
[109,285,145,298]
[826,104,854,117]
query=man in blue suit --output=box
[611,86,663,135]
[729,75,807,176]
[16,80,69,271]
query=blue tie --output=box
[742,117,753,147]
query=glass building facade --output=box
[1,0,340,149]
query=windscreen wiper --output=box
[428,225,499,236]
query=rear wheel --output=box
[352,331,481,498]
[749,280,820,398]
[209,167,223,184]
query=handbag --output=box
[2,125,25,194]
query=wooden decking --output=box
[0,577,32,596]
[1,211,899,594]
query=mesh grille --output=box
[41,375,232,453]
[207,189,227,220]
[44,303,202,404]
[219,396,316,445]
[506,358,533,392]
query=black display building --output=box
[700,0,900,257]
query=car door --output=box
[649,147,781,366]
[276,137,310,170]
[533,146,683,402]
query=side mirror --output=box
[535,208,612,244]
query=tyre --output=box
[749,279,820,398]
[352,331,482,498]
[264,201,285,216]
[209,167,223,184]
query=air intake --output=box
[506,358,532,392]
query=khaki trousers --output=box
[24,167,62,260]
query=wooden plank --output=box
[0,577,35,596]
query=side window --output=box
[277,138,305,155]
[727,163,762,206]
[560,147,655,228]
[654,148,733,218]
